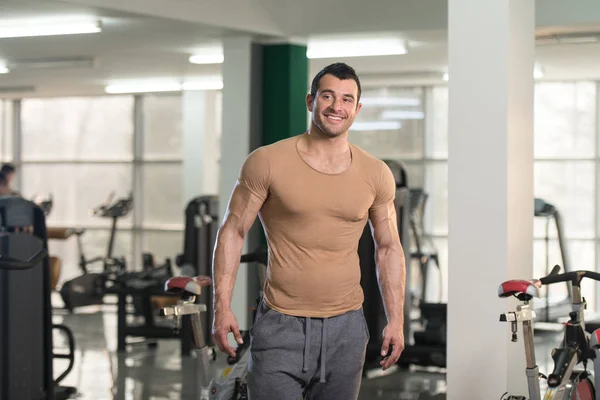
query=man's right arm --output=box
[212,182,264,313]
[211,147,270,356]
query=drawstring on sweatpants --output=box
[301,317,328,383]
[302,318,311,373]
[320,318,327,383]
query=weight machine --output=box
[0,196,76,400]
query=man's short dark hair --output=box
[0,172,7,186]
[310,62,362,102]
[0,163,15,175]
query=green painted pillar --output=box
[262,43,308,145]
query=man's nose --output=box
[329,98,344,111]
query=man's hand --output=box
[380,323,404,370]
[212,309,244,358]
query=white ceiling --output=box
[0,1,228,97]
[0,0,600,98]
[312,29,600,87]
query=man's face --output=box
[306,74,362,138]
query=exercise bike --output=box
[59,192,133,312]
[160,250,268,400]
[80,191,133,274]
[498,265,600,400]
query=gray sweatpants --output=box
[247,298,370,400]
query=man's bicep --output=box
[222,182,265,237]
[221,146,270,236]
[369,200,400,249]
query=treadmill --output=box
[533,198,573,323]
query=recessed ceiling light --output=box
[0,17,102,39]
[189,46,224,64]
[189,53,224,64]
[307,37,407,59]
[105,78,224,94]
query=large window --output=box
[0,100,12,162]
[138,94,185,265]
[532,82,597,304]
[21,96,134,162]
[17,96,135,283]
[9,94,187,285]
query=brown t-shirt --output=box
[237,134,396,318]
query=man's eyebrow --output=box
[319,89,356,99]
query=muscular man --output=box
[212,62,406,400]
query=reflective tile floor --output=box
[50,299,566,400]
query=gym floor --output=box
[51,297,562,400]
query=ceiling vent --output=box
[0,85,35,93]
[6,56,94,70]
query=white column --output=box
[182,89,220,207]
[447,1,535,399]
[219,36,263,330]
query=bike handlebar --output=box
[0,248,48,270]
[539,265,600,286]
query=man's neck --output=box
[304,126,350,156]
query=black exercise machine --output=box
[395,197,574,370]
[175,195,219,345]
[0,196,76,400]
[532,198,572,323]
[409,188,442,305]
[362,163,447,370]
[104,260,196,354]
[99,196,218,354]
[59,192,133,312]
[105,241,266,357]
[396,184,446,370]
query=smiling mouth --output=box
[326,115,344,122]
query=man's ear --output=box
[306,94,314,112]
[355,102,362,113]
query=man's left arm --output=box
[369,165,407,370]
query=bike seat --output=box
[165,276,212,296]
[498,280,539,299]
